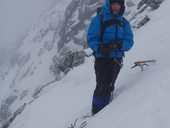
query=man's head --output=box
[109,0,125,15]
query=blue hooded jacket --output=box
[87,0,134,58]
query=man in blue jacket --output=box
[87,0,134,115]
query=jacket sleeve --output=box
[121,20,134,51]
[87,16,101,52]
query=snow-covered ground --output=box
[5,0,170,128]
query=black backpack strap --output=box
[122,17,126,30]
[98,14,104,42]
[98,15,127,41]
[101,18,125,31]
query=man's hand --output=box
[110,40,122,51]
[97,45,112,57]
[97,40,122,56]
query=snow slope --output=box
[6,0,170,128]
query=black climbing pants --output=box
[92,58,122,115]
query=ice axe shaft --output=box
[131,60,156,71]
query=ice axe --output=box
[131,59,156,71]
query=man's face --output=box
[110,3,121,14]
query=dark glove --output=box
[110,40,122,51]
[97,44,112,57]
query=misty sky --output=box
[0,0,56,48]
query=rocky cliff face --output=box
[50,0,105,79]
[137,0,164,10]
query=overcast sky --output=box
[0,0,57,48]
